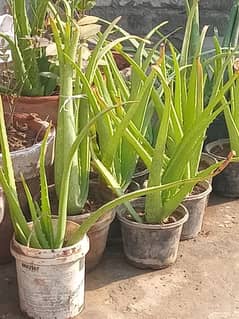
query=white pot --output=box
[11,220,89,319]
[0,127,55,181]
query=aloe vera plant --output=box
[92,28,238,225]
[206,37,239,155]
[89,24,170,190]
[51,0,150,215]
[0,0,59,96]
[222,0,239,48]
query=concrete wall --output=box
[93,0,233,43]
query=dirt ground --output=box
[0,195,239,319]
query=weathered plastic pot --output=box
[11,220,89,319]
[0,128,55,264]
[117,198,189,270]
[181,181,212,240]
[0,127,55,182]
[9,128,55,211]
[205,114,228,144]
[199,152,217,185]
[205,139,239,197]
[68,210,115,272]
[2,95,59,125]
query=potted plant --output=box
[205,53,239,197]
[86,23,176,243]
[0,0,62,124]
[88,25,237,268]
[50,0,156,269]
[0,95,118,317]
[184,0,239,143]
[0,112,54,264]
[155,0,239,239]
[0,92,93,318]
[49,0,117,270]
[88,3,239,246]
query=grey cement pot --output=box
[117,198,188,270]
[205,139,239,198]
[181,181,212,241]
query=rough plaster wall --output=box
[93,0,233,44]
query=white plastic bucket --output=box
[11,220,89,319]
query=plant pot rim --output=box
[201,151,218,163]
[185,180,212,201]
[10,219,89,264]
[68,210,115,230]
[2,94,59,102]
[0,126,55,157]
[117,201,188,230]
[47,184,116,230]
[133,168,149,179]
[205,138,229,160]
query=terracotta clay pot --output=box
[2,94,59,125]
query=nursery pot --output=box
[11,220,89,319]
[117,199,189,270]
[205,138,239,197]
[68,210,115,272]
[199,152,217,185]
[181,181,212,240]
[2,95,59,125]
[205,113,228,144]
[0,127,55,264]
